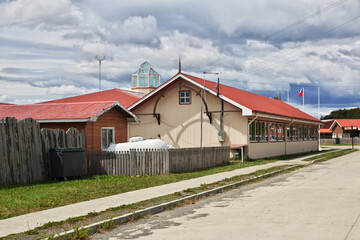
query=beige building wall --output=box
[249,140,318,159]
[128,81,248,149]
[286,140,318,154]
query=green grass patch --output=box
[303,148,357,162]
[0,150,322,221]
[321,144,360,146]
[264,150,328,160]
[0,159,279,220]
[3,164,296,240]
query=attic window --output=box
[179,90,191,104]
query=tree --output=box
[321,108,360,120]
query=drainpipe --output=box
[247,114,258,160]
[318,124,321,151]
[285,119,294,155]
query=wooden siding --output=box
[86,108,128,152]
[40,108,128,152]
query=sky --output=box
[0,0,359,118]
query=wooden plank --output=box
[0,118,5,185]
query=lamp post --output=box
[96,56,105,91]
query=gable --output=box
[130,72,321,124]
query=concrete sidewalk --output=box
[0,150,337,237]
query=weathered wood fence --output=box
[89,146,230,176]
[320,137,359,145]
[169,146,230,173]
[0,117,86,185]
[90,149,169,176]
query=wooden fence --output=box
[320,137,359,145]
[89,149,169,176]
[169,146,230,173]
[89,146,230,176]
[0,117,86,185]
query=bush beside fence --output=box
[89,146,230,176]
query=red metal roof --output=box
[333,119,360,128]
[319,128,332,133]
[40,89,141,108]
[0,102,126,121]
[181,73,321,123]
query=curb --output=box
[48,164,300,239]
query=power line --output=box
[189,0,348,72]
[240,17,360,76]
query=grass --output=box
[303,148,357,162]
[0,159,277,220]
[2,164,295,240]
[321,144,360,146]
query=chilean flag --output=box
[298,88,304,97]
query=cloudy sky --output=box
[0,0,359,118]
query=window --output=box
[179,91,191,104]
[249,120,258,142]
[259,121,268,142]
[343,133,350,138]
[298,125,304,140]
[304,126,308,140]
[101,127,115,151]
[287,125,292,141]
[332,133,337,138]
[292,125,298,141]
[338,133,342,138]
[269,122,277,141]
[278,123,284,141]
[131,75,137,88]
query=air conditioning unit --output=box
[218,130,224,142]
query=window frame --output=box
[179,90,191,105]
[101,127,115,151]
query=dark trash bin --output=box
[333,138,340,144]
[50,148,85,178]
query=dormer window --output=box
[179,90,191,104]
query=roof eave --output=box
[37,118,90,123]
[90,102,140,123]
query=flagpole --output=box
[318,86,320,119]
[303,88,305,111]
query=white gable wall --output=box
[128,80,248,151]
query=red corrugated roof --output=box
[334,119,360,128]
[40,89,141,108]
[319,128,332,133]
[0,102,120,121]
[181,73,321,123]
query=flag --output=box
[298,88,304,97]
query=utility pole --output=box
[96,56,105,91]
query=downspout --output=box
[318,124,321,151]
[285,119,294,155]
[247,114,258,160]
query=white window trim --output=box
[101,127,115,151]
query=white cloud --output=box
[0,0,77,28]
[46,85,89,96]
[0,0,359,116]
